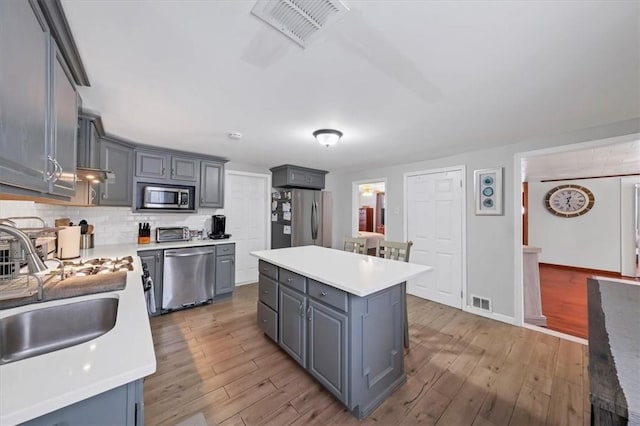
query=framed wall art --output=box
[474,167,503,215]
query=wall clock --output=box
[544,184,595,217]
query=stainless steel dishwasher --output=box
[162,247,215,311]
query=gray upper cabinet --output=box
[77,117,99,168]
[0,1,49,193]
[135,150,198,182]
[271,165,327,190]
[49,42,78,197]
[171,156,198,181]
[135,150,168,180]
[200,161,224,208]
[99,139,133,206]
[0,0,79,198]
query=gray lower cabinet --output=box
[99,139,133,206]
[257,261,405,419]
[279,285,307,367]
[215,255,235,296]
[200,160,224,208]
[308,298,348,403]
[23,379,143,426]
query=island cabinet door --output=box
[279,286,307,367]
[308,299,348,404]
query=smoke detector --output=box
[251,0,350,48]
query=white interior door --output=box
[225,172,270,285]
[406,169,463,308]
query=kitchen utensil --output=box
[86,225,94,234]
[80,233,94,249]
[79,220,88,235]
[138,222,151,244]
[57,226,81,259]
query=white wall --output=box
[528,177,620,271]
[325,118,640,320]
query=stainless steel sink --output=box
[0,297,118,365]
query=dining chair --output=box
[375,240,413,262]
[376,240,413,350]
[343,237,368,255]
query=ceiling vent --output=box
[251,0,349,48]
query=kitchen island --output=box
[251,246,431,419]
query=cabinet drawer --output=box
[216,244,235,256]
[259,275,278,311]
[257,301,277,342]
[259,260,278,280]
[280,268,306,293]
[308,279,348,312]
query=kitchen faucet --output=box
[0,224,49,299]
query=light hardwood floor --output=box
[145,284,589,426]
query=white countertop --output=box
[0,244,164,425]
[251,246,432,297]
[135,238,235,251]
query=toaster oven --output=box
[156,227,191,243]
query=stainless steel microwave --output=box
[142,186,191,209]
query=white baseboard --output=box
[523,323,588,345]
[463,305,518,326]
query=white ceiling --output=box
[61,0,640,173]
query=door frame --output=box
[351,178,388,237]
[403,165,467,310]
[512,132,640,332]
[224,169,272,285]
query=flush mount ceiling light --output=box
[313,129,343,147]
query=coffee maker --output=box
[210,215,231,239]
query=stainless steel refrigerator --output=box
[271,189,332,249]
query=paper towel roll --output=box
[57,226,81,259]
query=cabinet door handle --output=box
[54,159,63,182]
[201,198,205,204]
[320,291,327,297]
[45,156,57,182]
[102,193,107,200]
[263,290,269,294]
[287,278,293,283]
[162,168,166,175]
[261,319,267,324]
[307,306,311,321]
[299,304,304,317]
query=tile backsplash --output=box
[0,201,221,245]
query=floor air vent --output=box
[471,295,492,312]
[251,0,349,48]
